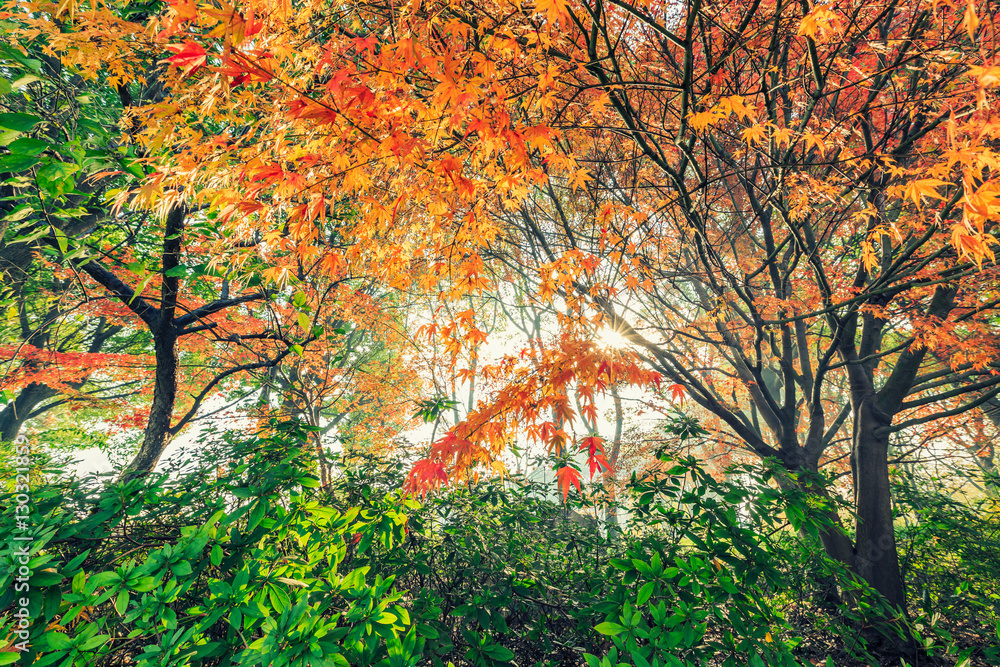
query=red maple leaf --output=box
[579,435,610,479]
[556,465,582,502]
[406,459,447,498]
[164,41,207,77]
[668,382,685,403]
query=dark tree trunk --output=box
[839,285,956,613]
[853,399,906,610]
[0,383,56,442]
[604,385,624,535]
[121,205,185,476]
[126,326,178,473]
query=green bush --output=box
[0,422,420,667]
[8,423,1000,667]
[346,455,814,667]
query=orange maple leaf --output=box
[166,0,198,23]
[964,0,980,41]
[535,0,569,25]
[556,465,582,502]
[741,124,768,147]
[903,179,949,208]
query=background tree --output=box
[0,2,154,442]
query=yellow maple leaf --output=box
[569,168,593,192]
[535,0,569,25]
[969,65,1000,89]
[718,95,754,121]
[802,132,827,155]
[797,4,840,39]
[688,110,719,132]
[861,241,879,273]
[964,0,980,41]
[741,124,768,147]
[903,179,950,208]
[772,126,794,147]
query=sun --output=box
[597,325,631,350]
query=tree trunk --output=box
[123,206,185,476]
[604,385,624,536]
[0,383,56,442]
[853,399,906,611]
[126,326,178,473]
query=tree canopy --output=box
[2,0,1000,662]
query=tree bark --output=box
[122,205,185,476]
[852,398,905,610]
[0,383,56,442]
[126,325,178,473]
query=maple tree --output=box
[9,0,1000,618]
[248,278,423,486]
[0,270,148,443]
[477,0,1000,612]
[1,0,322,473]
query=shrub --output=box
[0,421,420,667]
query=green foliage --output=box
[339,453,817,667]
[583,461,806,667]
[894,470,1000,623]
[893,467,1000,661]
[0,33,129,246]
[0,422,421,667]
[4,424,1000,666]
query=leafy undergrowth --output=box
[1,423,998,667]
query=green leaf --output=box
[46,633,73,650]
[35,161,79,196]
[0,112,42,132]
[163,265,189,277]
[210,544,223,566]
[486,646,514,662]
[31,571,63,586]
[247,500,267,531]
[88,571,122,590]
[171,560,193,577]
[637,582,654,605]
[594,622,627,636]
[0,153,41,172]
[609,558,633,571]
[81,634,110,650]
[297,311,310,330]
[114,590,129,615]
[417,624,439,639]
[54,228,68,254]
[12,74,40,89]
[7,137,48,156]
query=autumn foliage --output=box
[3,0,1000,629]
